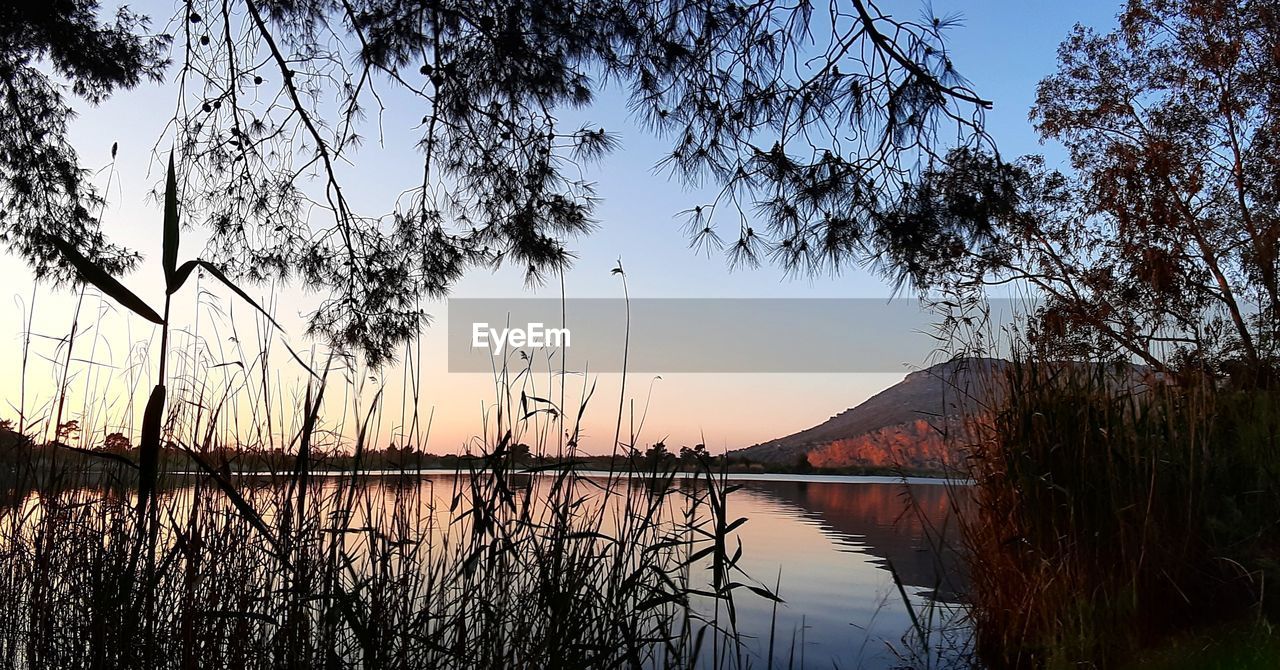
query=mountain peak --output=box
[728,357,1006,471]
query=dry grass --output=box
[956,356,1280,668]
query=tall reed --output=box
[1,158,776,668]
[957,355,1279,668]
[3,381,783,669]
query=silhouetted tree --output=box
[8,0,995,364]
[169,0,992,364]
[508,441,531,464]
[644,440,672,465]
[0,0,168,280]
[881,0,1280,372]
[56,420,80,442]
[679,443,709,465]
[103,431,132,453]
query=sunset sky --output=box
[0,0,1119,454]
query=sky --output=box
[0,0,1120,455]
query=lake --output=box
[671,475,969,668]
[291,471,971,668]
[0,469,970,668]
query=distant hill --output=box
[729,358,1008,472]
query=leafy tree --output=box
[0,0,997,364]
[56,419,80,441]
[103,431,132,453]
[8,0,993,365]
[883,0,1280,373]
[0,0,168,280]
[644,440,672,464]
[679,443,709,464]
[508,441,531,463]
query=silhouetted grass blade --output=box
[168,259,197,295]
[137,383,165,510]
[51,236,164,325]
[162,154,180,291]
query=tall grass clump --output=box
[0,159,778,668]
[0,305,772,668]
[959,355,1280,668]
[0,430,766,668]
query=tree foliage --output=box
[0,0,168,280]
[165,0,990,363]
[0,0,993,364]
[888,0,1280,372]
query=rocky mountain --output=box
[730,358,1007,472]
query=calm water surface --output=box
[700,476,969,668]
[4,471,970,668]
[351,472,971,668]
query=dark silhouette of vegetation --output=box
[679,443,710,465]
[882,0,1279,377]
[4,0,994,364]
[0,0,168,280]
[103,432,131,454]
[957,356,1279,668]
[0,318,795,669]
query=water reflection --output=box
[722,478,968,668]
[0,470,969,668]
[740,479,965,599]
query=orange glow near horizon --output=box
[0,266,908,456]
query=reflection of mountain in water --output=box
[739,480,967,601]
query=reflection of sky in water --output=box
[2,473,968,668]
[721,480,968,669]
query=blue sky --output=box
[0,0,1121,453]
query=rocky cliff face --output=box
[802,418,957,470]
[729,357,1006,471]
